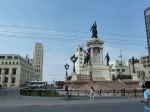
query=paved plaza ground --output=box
[0,88,145,112]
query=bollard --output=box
[100,89,101,96]
[134,89,137,97]
[20,89,22,95]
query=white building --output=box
[109,61,131,77]
[134,63,150,78]
[0,54,34,87]
[33,42,44,81]
[75,46,85,74]
[140,55,150,68]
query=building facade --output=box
[109,61,131,77]
[0,54,34,87]
[33,42,44,81]
[144,7,150,62]
[140,55,150,68]
[75,46,85,74]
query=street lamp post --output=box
[70,54,78,73]
[64,64,69,76]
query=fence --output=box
[20,88,143,97]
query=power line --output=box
[0,33,146,46]
[0,30,147,43]
[0,25,146,38]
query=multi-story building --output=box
[140,55,150,68]
[0,54,34,87]
[33,42,44,81]
[75,46,85,74]
[144,7,150,62]
[109,61,131,77]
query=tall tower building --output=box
[33,42,44,81]
[144,7,150,63]
[75,46,85,74]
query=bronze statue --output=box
[90,21,98,38]
[132,56,135,73]
[82,50,91,68]
[105,53,110,66]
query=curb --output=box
[19,95,128,100]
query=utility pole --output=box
[119,49,123,76]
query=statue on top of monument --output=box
[90,21,98,38]
[82,49,91,68]
[105,53,110,66]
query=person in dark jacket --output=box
[65,86,69,100]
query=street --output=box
[0,89,145,112]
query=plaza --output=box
[0,88,145,112]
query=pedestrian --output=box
[65,86,69,100]
[89,87,94,100]
[141,81,150,112]
[139,80,146,95]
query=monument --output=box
[69,22,111,81]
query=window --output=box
[2,62,4,64]
[12,77,16,83]
[111,69,115,72]
[9,62,11,64]
[4,77,8,83]
[12,68,17,75]
[147,24,150,30]
[80,54,82,56]
[117,69,120,71]
[16,62,18,64]
[13,62,15,64]
[149,71,150,73]
[80,62,82,64]
[5,68,9,75]
[7,56,12,59]
[39,65,40,68]
[14,56,18,59]
[80,58,82,60]
[35,69,36,72]
[80,48,82,52]
[0,68,1,74]
[122,69,125,72]
[119,63,122,66]
[5,62,7,64]
[0,56,5,59]
[39,69,40,72]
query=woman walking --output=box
[89,87,94,100]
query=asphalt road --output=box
[0,101,144,112]
[0,88,145,112]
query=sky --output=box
[0,0,149,82]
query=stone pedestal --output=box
[71,72,78,81]
[65,76,68,81]
[132,73,139,81]
[78,37,112,81]
[81,63,111,81]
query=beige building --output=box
[140,55,150,68]
[109,61,131,77]
[0,54,34,88]
[33,42,44,81]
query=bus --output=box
[28,81,47,89]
